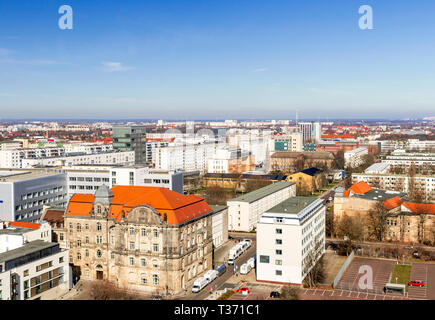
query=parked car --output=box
[408,281,425,287]
[269,291,280,298]
[235,287,251,294]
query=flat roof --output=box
[0,169,62,182]
[209,205,228,213]
[228,181,295,204]
[266,197,318,215]
[0,226,33,236]
[364,162,390,173]
[0,240,58,263]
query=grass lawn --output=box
[391,264,412,292]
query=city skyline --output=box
[1,0,435,120]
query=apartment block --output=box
[0,222,71,300]
[256,197,325,284]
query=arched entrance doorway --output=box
[96,265,104,280]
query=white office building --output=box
[256,197,325,284]
[227,181,296,232]
[65,165,184,196]
[0,170,67,223]
[21,151,135,168]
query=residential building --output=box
[383,151,435,173]
[227,181,296,232]
[154,143,222,173]
[286,167,326,195]
[207,148,254,174]
[344,147,368,168]
[256,197,325,284]
[0,222,71,300]
[351,172,435,202]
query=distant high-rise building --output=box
[298,122,321,143]
[112,125,147,165]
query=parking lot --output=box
[335,257,395,294]
[408,263,435,300]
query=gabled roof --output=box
[382,196,402,210]
[66,186,212,226]
[402,202,435,215]
[350,181,372,194]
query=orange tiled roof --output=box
[350,181,372,194]
[343,189,350,197]
[382,196,402,210]
[402,202,435,215]
[8,221,41,230]
[66,186,212,225]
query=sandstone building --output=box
[64,185,214,295]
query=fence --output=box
[332,250,354,288]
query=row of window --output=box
[20,187,63,200]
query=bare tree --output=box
[303,241,325,288]
[280,285,300,300]
[88,280,138,300]
[366,202,389,242]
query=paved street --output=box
[181,239,257,300]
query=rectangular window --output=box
[259,255,270,263]
[275,270,282,276]
[275,260,282,265]
[276,250,282,255]
[130,242,135,250]
[276,239,282,245]
[276,229,282,234]
[153,244,159,252]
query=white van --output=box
[243,239,252,249]
[247,257,255,269]
[240,263,252,275]
[192,277,208,293]
[204,270,218,283]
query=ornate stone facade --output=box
[65,186,213,295]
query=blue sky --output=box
[0,0,434,120]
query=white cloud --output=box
[252,67,269,73]
[101,62,132,72]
